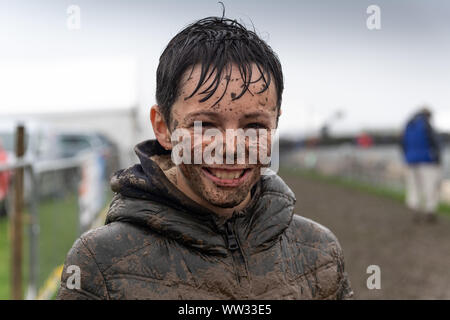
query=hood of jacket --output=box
[106,139,296,256]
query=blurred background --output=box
[0,0,449,299]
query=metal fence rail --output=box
[283,144,450,202]
[0,126,109,299]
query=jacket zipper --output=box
[225,220,239,251]
[225,213,250,285]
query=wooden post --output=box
[11,125,25,300]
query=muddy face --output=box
[168,63,279,211]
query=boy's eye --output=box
[201,122,215,127]
[188,121,215,128]
[245,123,267,129]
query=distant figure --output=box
[401,107,442,222]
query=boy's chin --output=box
[198,183,249,208]
[180,165,255,209]
[204,196,245,209]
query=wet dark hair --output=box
[156,16,284,125]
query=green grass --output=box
[0,214,29,300]
[36,195,79,290]
[0,195,79,300]
[279,166,450,217]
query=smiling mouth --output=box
[202,167,251,187]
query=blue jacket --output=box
[402,114,440,164]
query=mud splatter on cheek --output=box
[179,164,201,187]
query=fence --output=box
[282,144,450,202]
[0,126,109,300]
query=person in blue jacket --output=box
[401,107,442,222]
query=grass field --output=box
[36,195,79,291]
[0,195,79,300]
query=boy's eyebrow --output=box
[242,112,271,120]
[185,111,221,119]
[185,111,272,121]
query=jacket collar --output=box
[107,139,296,256]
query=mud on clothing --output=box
[57,139,353,300]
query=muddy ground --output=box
[279,171,450,299]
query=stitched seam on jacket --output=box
[259,191,295,202]
[80,237,110,300]
[292,240,337,258]
[59,282,102,300]
[106,274,220,297]
[292,261,336,282]
[322,270,352,300]
[102,242,155,274]
[107,273,173,283]
[321,281,341,300]
[106,273,201,291]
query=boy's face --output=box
[162,63,279,209]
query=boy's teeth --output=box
[209,168,244,179]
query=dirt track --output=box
[279,171,450,299]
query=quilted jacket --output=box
[56,140,353,300]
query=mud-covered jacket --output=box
[56,140,353,300]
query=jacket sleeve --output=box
[332,237,354,300]
[336,268,354,300]
[56,237,109,300]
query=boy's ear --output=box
[150,105,172,150]
[275,108,282,127]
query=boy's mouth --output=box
[201,167,252,187]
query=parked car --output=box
[0,121,121,217]
[56,131,121,180]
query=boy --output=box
[57,16,353,300]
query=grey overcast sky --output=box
[1,0,449,138]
